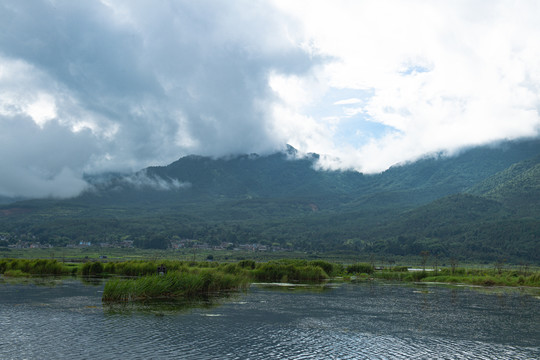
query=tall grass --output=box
[309,260,342,277]
[374,266,540,287]
[4,257,538,290]
[0,259,67,276]
[102,269,250,302]
[81,261,104,276]
[252,262,328,282]
[3,269,31,277]
[422,271,540,287]
[105,260,195,276]
[346,263,374,275]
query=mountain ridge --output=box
[1,138,539,262]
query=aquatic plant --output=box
[0,259,67,276]
[81,261,104,276]
[391,266,409,272]
[422,272,540,287]
[109,260,197,277]
[237,259,256,269]
[3,269,30,277]
[308,260,339,277]
[346,263,374,275]
[252,262,328,282]
[102,269,250,302]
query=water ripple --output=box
[0,280,539,359]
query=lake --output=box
[1,278,539,359]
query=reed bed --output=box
[0,259,68,276]
[102,259,331,302]
[345,263,374,275]
[375,267,540,287]
[422,272,540,287]
[252,262,329,282]
[2,257,538,299]
[102,269,250,302]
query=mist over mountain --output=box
[82,139,539,205]
[1,138,539,263]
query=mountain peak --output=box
[285,144,298,156]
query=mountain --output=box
[1,138,539,262]
[366,151,540,262]
[83,138,540,210]
[468,155,540,213]
[0,195,22,205]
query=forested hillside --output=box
[1,138,539,263]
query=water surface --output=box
[1,278,538,359]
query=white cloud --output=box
[272,0,540,172]
[120,170,191,191]
[25,93,57,127]
[334,98,363,106]
[1,0,540,198]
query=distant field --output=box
[1,247,374,264]
[2,247,538,272]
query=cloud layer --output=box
[0,0,315,197]
[1,0,540,197]
[273,0,540,171]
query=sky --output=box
[1,0,539,198]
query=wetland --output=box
[1,274,539,359]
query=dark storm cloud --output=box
[0,114,97,197]
[0,0,317,197]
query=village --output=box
[2,234,289,253]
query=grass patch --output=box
[422,272,540,287]
[346,263,374,275]
[102,269,250,302]
[252,262,329,283]
[0,259,69,276]
[3,269,31,277]
[3,256,539,300]
[373,266,540,287]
